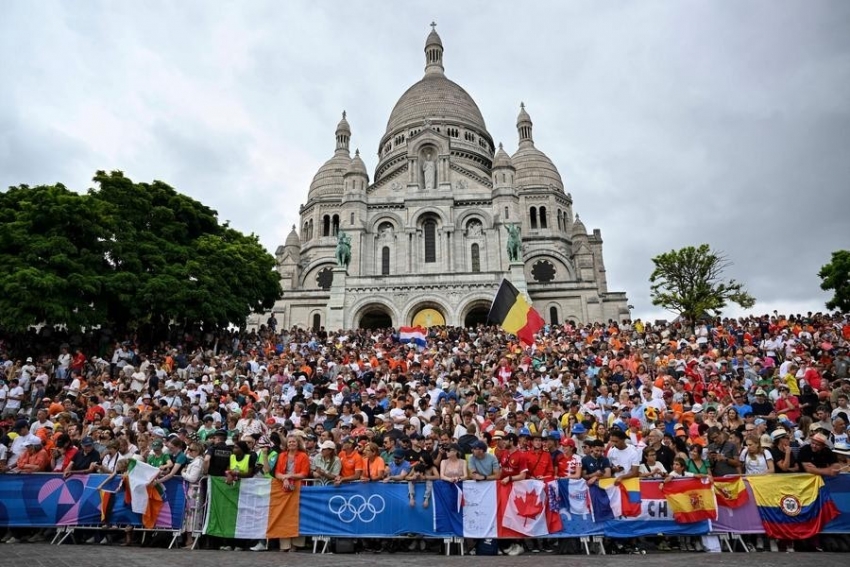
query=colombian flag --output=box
[747,473,839,539]
[661,477,718,523]
[713,476,749,508]
[488,279,545,345]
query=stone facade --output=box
[264,25,629,331]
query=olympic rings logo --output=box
[327,494,386,523]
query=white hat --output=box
[691,403,704,413]
[26,357,33,363]
[319,440,336,451]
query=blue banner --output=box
[824,475,850,534]
[299,482,451,537]
[0,473,185,529]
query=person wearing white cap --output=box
[310,440,341,485]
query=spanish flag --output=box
[713,476,749,508]
[488,279,545,345]
[662,477,717,523]
[747,473,839,539]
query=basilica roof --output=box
[385,74,488,137]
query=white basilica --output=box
[270,26,629,330]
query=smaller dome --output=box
[517,102,532,126]
[309,152,350,198]
[512,145,564,190]
[426,27,443,48]
[571,214,587,237]
[285,225,301,248]
[492,143,514,170]
[336,111,351,135]
[345,149,369,177]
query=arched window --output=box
[424,220,437,263]
[303,222,309,240]
[471,243,480,273]
[381,246,390,275]
[322,215,330,237]
[540,206,548,229]
[350,212,355,225]
[504,206,509,220]
[529,207,538,229]
[312,313,321,331]
[557,210,562,231]
[549,306,559,326]
[332,214,340,236]
[308,220,313,240]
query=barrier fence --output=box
[1,473,849,552]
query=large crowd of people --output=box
[0,311,849,552]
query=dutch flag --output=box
[398,326,427,350]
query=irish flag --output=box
[204,477,299,539]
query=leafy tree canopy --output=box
[819,250,850,313]
[649,244,755,322]
[0,171,281,336]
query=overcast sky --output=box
[2,1,849,321]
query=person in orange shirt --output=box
[335,437,364,484]
[14,439,51,473]
[274,435,311,552]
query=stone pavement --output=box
[0,543,847,567]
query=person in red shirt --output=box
[70,348,86,375]
[774,385,802,424]
[525,434,554,481]
[547,433,569,477]
[84,396,105,425]
[497,433,527,483]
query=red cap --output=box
[629,418,641,427]
[266,418,277,425]
[560,438,576,448]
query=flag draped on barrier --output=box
[713,476,749,508]
[589,478,641,521]
[747,473,839,539]
[498,480,562,537]
[4,474,850,539]
[661,477,718,523]
[203,477,299,539]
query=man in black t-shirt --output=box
[204,429,233,476]
[404,433,434,468]
[797,432,839,476]
[64,437,100,476]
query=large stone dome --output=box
[385,74,488,135]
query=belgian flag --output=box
[488,279,545,345]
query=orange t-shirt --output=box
[338,449,365,478]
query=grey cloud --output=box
[2,1,849,321]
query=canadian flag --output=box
[498,479,563,537]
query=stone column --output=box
[509,261,530,301]
[326,267,347,331]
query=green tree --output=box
[0,171,282,337]
[649,244,755,322]
[818,250,850,313]
[0,183,108,332]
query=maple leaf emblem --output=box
[514,490,544,526]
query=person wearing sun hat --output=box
[798,432,839,476]
[833,442,850,473]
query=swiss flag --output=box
[498,479,563,537]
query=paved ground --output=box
[0,543,848,567]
